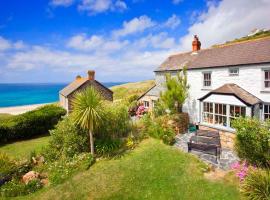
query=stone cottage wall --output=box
[67,80,113,112]
[199,125,236,149]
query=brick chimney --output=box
[88,70,95,80]
[192,35,201,51]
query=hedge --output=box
[0,104,66,143]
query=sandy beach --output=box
[0,103,49,115]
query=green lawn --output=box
[0,135,50,159]
[17,139,240,200]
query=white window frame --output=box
[152,100,156,108]
[263,69,270,90]
[201,102,247,129]
[228,68,239,76]
[202,72,212,88]
[202,102,214,124]
[143,101,149,108]
[229,105,246,127]
[263,104,270,120]
[214,103,227,127]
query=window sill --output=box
[260,90,270,93]
[201,88,212,91]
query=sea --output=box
[0,82,125,108]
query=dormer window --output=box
[229,68,239,76]
[203,72,212,87]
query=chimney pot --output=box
[192,35,201,51]
[88,70,95,80]
[76,75,82,80]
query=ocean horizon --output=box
[0,82,126,108]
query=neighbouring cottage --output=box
[139,35,270,149]
[59,70,113,112]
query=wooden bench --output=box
[188,130,221,160]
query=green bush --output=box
[232,117,270,168]
[97,102,131,139]
[0,179,42,197]
[0,153,31,187]
[0,153,16,177]
[141,115,175,145]
[47,153,94,185]
[95,139,122,156]
[43,116,88,161]
[241,169,270,200]
[0,104,66,143]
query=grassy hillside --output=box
[18,139,240,200]
[0,113,13,121]
[0,135,50,159]
[110,80,155,100]
[213,30,270,48]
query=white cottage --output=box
[139,36,270,148]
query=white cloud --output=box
[115,0,127,10]
[50,0,74,7]
[78,0,127,14]
[134,32,176,49]
[67,33,129,52]
[0,37,12,51]
[163,14,181,29]
[67,34,104,51]
[112,15,155,37]
[3,0,270,82]
[13,41,27,50]
[172,0,182,5]
[179,0,270,51]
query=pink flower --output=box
[231,162,240,170]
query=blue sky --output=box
[0,0,269,83]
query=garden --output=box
[0,77,269,199]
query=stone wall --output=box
[199,125,236,149]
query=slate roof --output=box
[138,84,164,100]
[156,37,270,72]
[59,78,113,97]
[199,84,262,106]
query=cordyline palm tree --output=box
[71,87,103,155]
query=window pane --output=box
[223,104,226,115]
[241,107,246,117]
[203,73,211,87]
[265,81,270,88]
[265,105,269,113]
[265,71,269,79]
[230,106,234,116]
[210,103,213,113]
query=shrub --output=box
[232,117,270,168]
[0,153,16,186]
[47,153,94,185]
[141,115,176,145]
[160,67,189,113]
[43,116,88,161]
[0,179,42,197]
[0,104,66,143]
[95,139,122,156]
[97,102,131,139]
[241,169,270,200]
[125,136,136,150]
